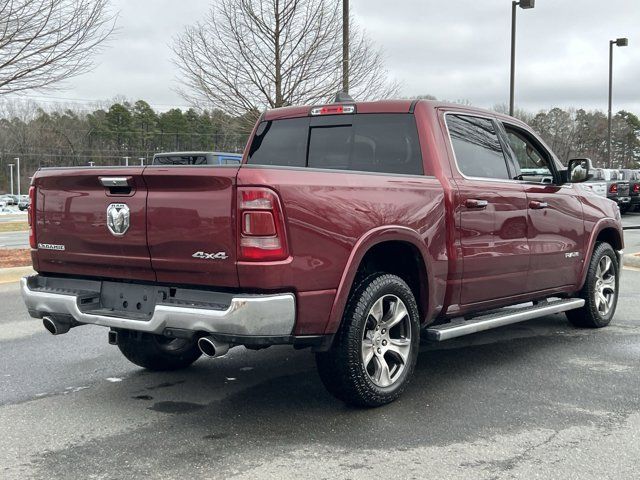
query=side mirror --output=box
[567,158,594,183]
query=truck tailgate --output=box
[34,168,155,281]
[143,166,240,288]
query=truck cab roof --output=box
[262,99,522,124]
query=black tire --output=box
[117,332,202,371]
[316,273,420,407]
[566,242,619,328]
[620,204,630,214]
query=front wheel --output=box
[316,273,420,407]
[117,332,202,371]
[567,242,619,328]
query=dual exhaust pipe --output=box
[42,317,230,359]
[42,316,77,335]
[197,336,230,358]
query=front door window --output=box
[505,129,553,183]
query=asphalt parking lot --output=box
[1,217,640,479]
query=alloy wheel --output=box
[361,294,412,388]
[594,255,616,317]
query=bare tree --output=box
[172,0,400,118]
[0,0,117,94]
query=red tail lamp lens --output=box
[238,188,288,261]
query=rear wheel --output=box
[117,332,202,371]
[567,242,619,328]
[316,273,420,407]
[620,204,630,214]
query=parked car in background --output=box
[603,169,631,213]
[22,99,623,407]
[0,195,14,207]
[18,196,30,211]
[152,151,242,166]
[620,169,640,212]
[579,167,607,198]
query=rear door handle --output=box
[529,200,549,210]
[465,199,489,209]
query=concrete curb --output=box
[0,265,34,284]
[623,253,640,269]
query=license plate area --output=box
[99,282,170,318]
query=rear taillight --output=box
[610,183,618,194]
[28,186,36,249]
[237,187,288,261]
[634,184,640,194]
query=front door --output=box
[444,113,530,306]
[500,123,585,291]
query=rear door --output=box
[443,113,530,306]
[34,167,155,281]
[143,165,240,287]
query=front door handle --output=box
[529,200,549,210]
[465,199,489,209]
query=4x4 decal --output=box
[192,251,229,260]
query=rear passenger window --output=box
[447,115,510,180]
[248,114,423,175]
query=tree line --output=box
[0,99,251,192]
[500,105,640,170]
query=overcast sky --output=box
[11,0,640,114]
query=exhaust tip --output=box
[197,336,230,358]
[198,337,218,357]
[43,317,57,335]
[42,316,73,335]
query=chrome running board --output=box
[425,298,585,342]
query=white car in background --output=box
[578,168,608,198]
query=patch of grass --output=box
[0,249,31,268]
[0,222,29,232]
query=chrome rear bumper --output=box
[21,275,296,337]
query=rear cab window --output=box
[247,113,423,175]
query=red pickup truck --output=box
[21,100,623,407]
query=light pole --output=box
[13,157,20,197]
[608,37,628,168]
[509,0,535,116]
[342,0,349,94]
[8,164,14,195]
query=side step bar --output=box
[425,298,585,342]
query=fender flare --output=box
[323,225,434,335]
[578,218,624,289]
